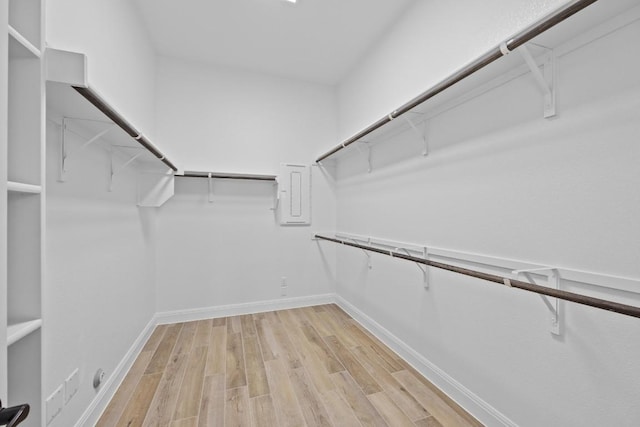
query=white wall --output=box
[44,121,157,427]
[333,1,640,426]
[46,0,157,140]
[154,57,338,314]
[44,2,159,425]
[154,56,337,173]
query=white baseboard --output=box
[335,295,517,427]
[74,316,158,427]
[155,294,336,324]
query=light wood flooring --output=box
[96,304,482,427]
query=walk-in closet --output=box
[1,0,639,426]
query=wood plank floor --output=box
[96,304,483,427]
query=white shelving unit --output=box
[1,0,45,426]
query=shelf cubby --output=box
[7,54,42,185]
[6,193,41,326]
[7,330,41,427]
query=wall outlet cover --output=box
[46,385,64,425]
[65,368,79,404]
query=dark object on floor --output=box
[0,399,29,427]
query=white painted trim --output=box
[335,295,518,427]
[74,316,158,427]
[155,294,335,324]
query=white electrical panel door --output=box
[279,164,311,225]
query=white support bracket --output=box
[59,117,114,182]
[512,267,561,335]
[109,149,144,192]
[402,115,429,156]
[517,44,556,118]
[270,179,280,212]
[349,238,372,269]
[395,247,429,289]
[356,141,372,173]
[208,173,214,203]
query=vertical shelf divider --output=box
[2,0,45,426]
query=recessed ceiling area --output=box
[133,0,417,84]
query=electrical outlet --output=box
[281,276,287,286]
[65,368,79,404]
[46,385,64,425]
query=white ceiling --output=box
[133,0,417,85]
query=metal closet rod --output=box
[179,171,277,181]
[315,234,640,320]
[315,0,598,163]
[72,87,178,172]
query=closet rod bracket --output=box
[517,44,556,118]
[109,148,144,192]
[402,115,429,156]
[59,117,115,182]
[356,141,372,173]
[349,238,373,269]
[513,267,561,335]
[395,247,429,289]
[208,173,215,203]
[270,180,280,212]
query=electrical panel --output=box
[278,164,311,225]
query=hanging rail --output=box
[315,0,597,163]
[315,234,640,319]
[178,171,277,181]
[72,87,178,172]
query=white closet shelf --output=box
[8,25,41,59]
[7,319,42,346]
[7,181,42,194]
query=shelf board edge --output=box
[7,319,43,346]
[8,25,42,58]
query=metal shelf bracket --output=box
[109,148,143,192]
[270,180,281,211]
[396,247,430,289]
[517,44,556,118]
[349,238,372,269]
[402,115,429,156]
[513,267,561,335]
[208,173,214,203]
[356,141,372,173]
[60,117,114,182]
